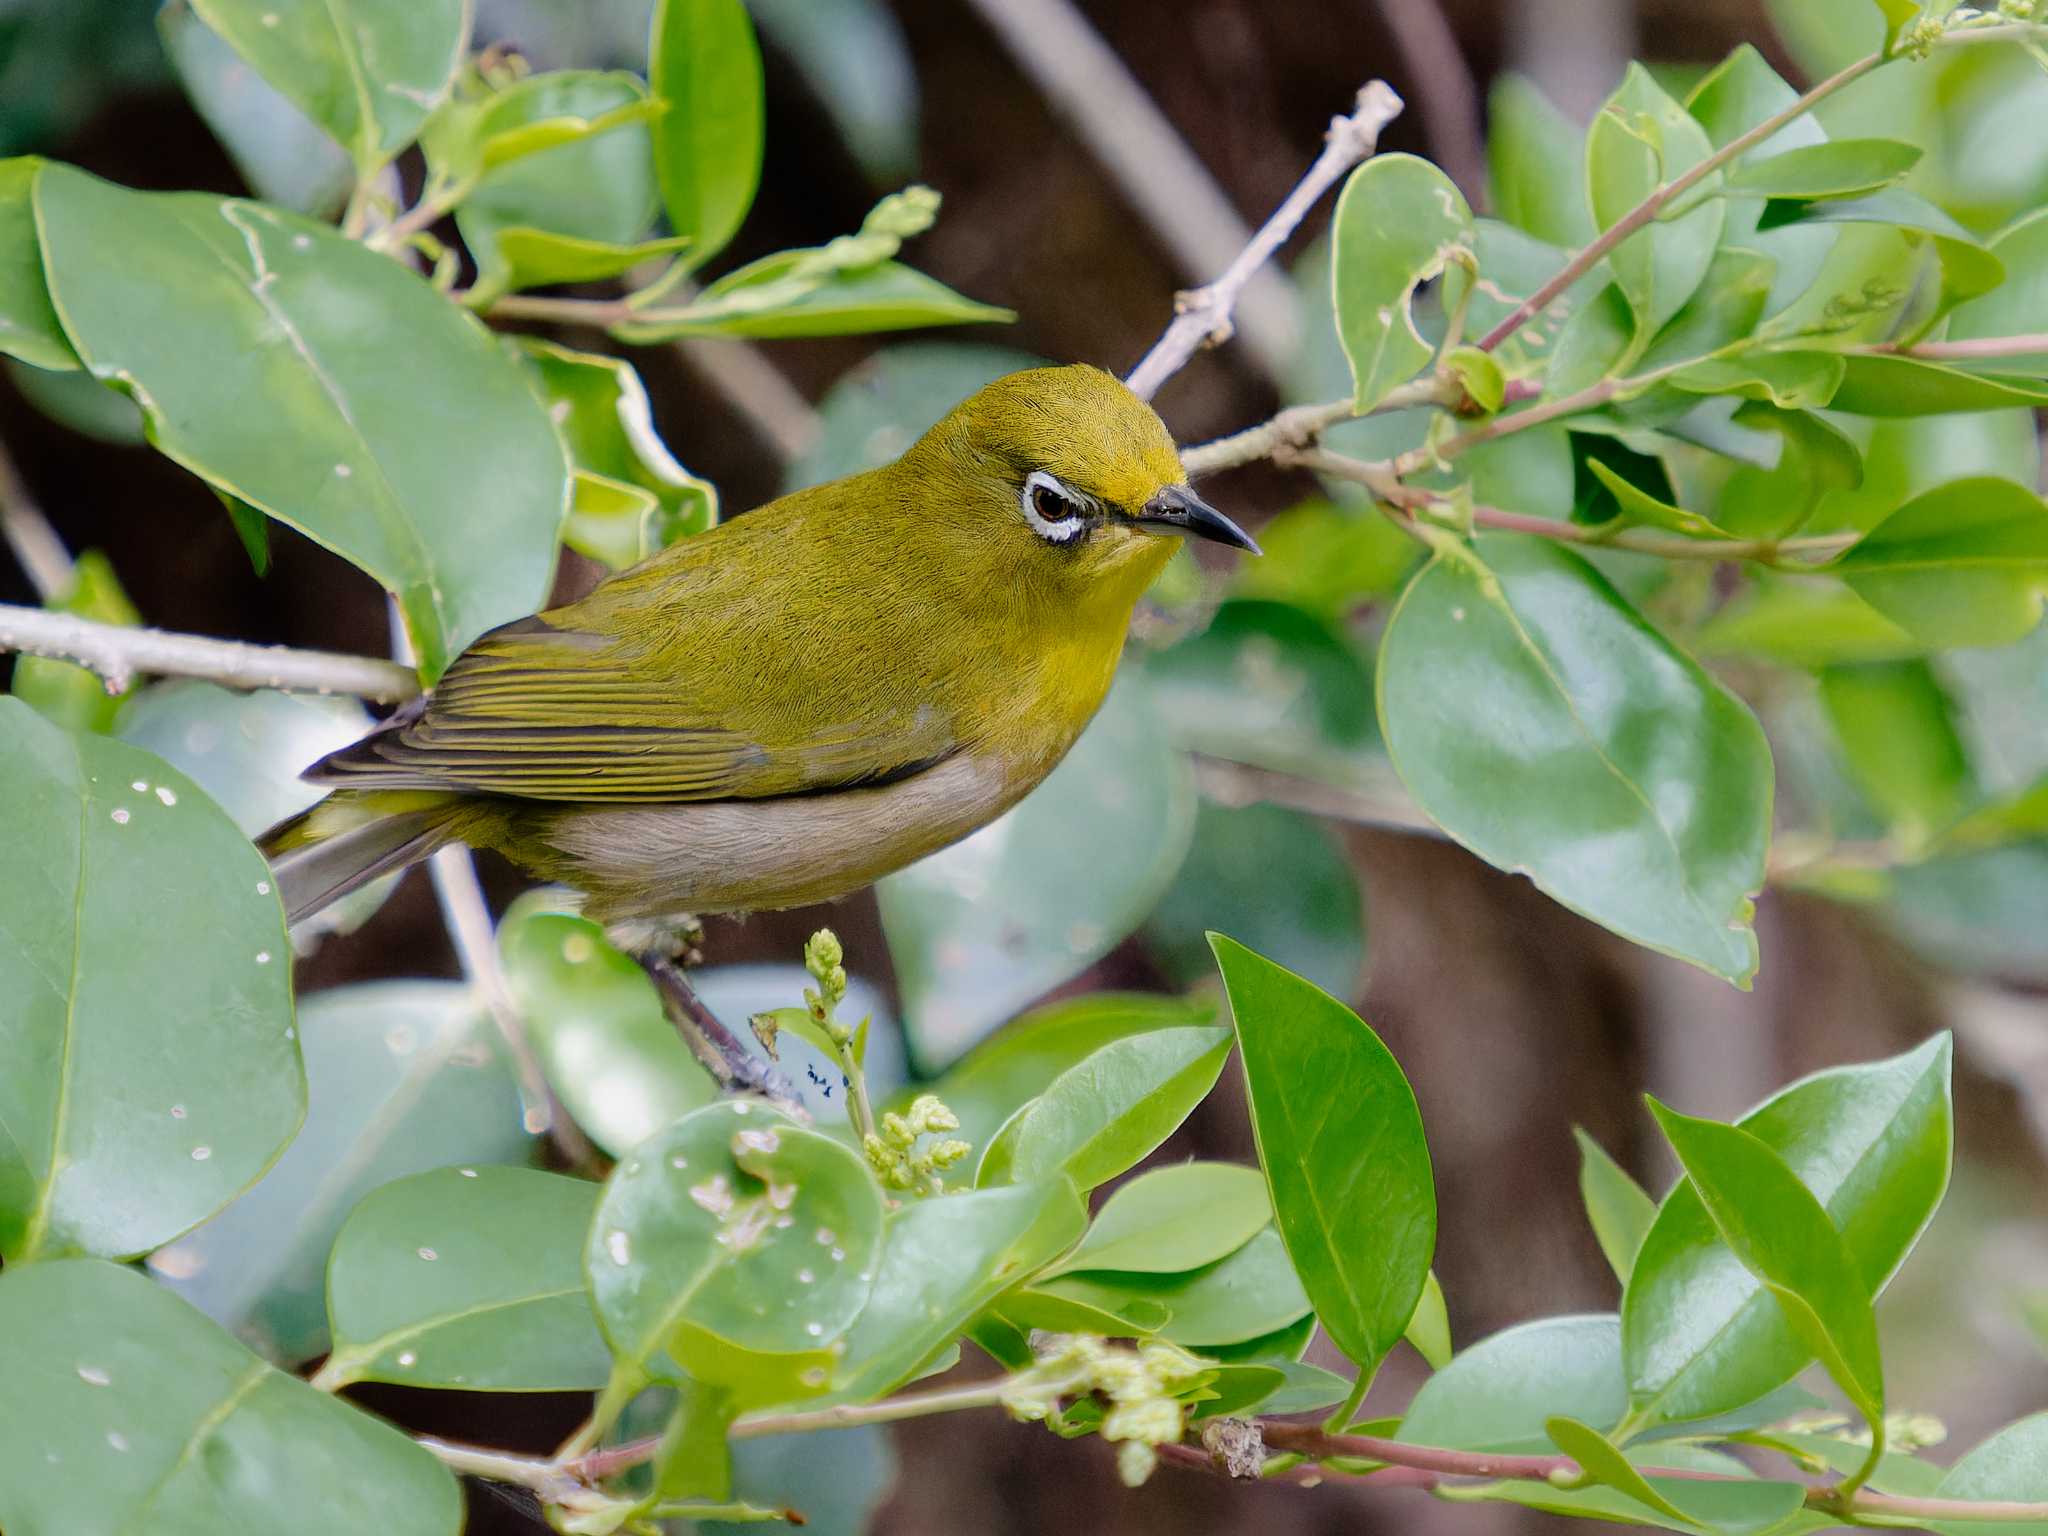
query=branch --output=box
[1870,332,2048,363]
[1473,51,1883,354]
[964,0,1307,392]
[0,603,421,702]
[0,436,73,601]
[1125,80,1405,401]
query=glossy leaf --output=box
[1933,1413,2048,1532]
[1668,353,1844,411]
[913,991,1215,1156]
[1143,801,1365,1001]
[1212,935,1435,1372]
[1836,477,2048,650]
[513,339,716,571]
[438,71,663,303]
[1402,1314,1629,1452]
[587,1102,884,1395]
[1587,458,1733,540]
[1587,65,1726,341]
[34,168,568,681]
[1546,1415,1806,1535]
[1648,1098,1885,1424]
[1046,1161,1270,1278]
[1948,208,2048,375]
[1680,405,1863,543]
[1696,577,1922,668]
[1828,355,2048,416]
[1623,1035,1951,1426]
[1406,1269,1452,1369]
[1442,1443,1792,1532]
[0,1259,459,1535]
[10,550,138,733]
[1758,190,2004,327]
[497,896,713,1160]
[650,0,764,267]
[1819,661,1970,839]
[187,0,466,174]
[0,697,299,1263]
[1330,153,1474,410]
[0,157,76,369]
[1488,75,1594,247]
[1037,1226,1313,1347]
[826,1181,1083,1403]
[149,981,531,1365]
[160,1,352,217]
[1577,1128,1657,1285]
[618,254,1012,342]
[1007,1026,1234,1193]
[1378,536,1772,984]
[879,673,1195,1068]
[320,1167,608,1392]
[1723,138,1921,200]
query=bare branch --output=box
[1126,81,1405,401]
[964,0,1316,392]
[0,436,74,601]
[0,602,421,702]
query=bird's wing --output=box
[304,610,959,802]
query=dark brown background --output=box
[3,2,2044,1531]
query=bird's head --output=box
[910,364,1257,600]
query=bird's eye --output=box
[1021,470,1089,544]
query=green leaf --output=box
[1377,536,1772,984]
[912,991,1214,1155]
[1723,138,1922,200]
[1230,498,1419,616]
[1546,1415,1806,1534]
[1947,207,2048,375]
[1402,1314,1629,1452]
[1819,661,1970,839]
[0,157,78,369]
[1827,355,2048,416]
[650,0,765,267]
[1758,191,2005,328]
[710,1425,896,1536]
[1684,404,1863,543]
[1940,775,2048,854]
[998,1284,1169,1338]
[187,0,466,175]
[1577,1128,1657,1285]
[1035,1225,1313,1347]
[147,981,531,1366]
[653,1376,737,1502]
[880,673,1195,1068]
[1836,477,2048,649]
[446,71,663,303]
[1623,1035,1951,1427]
[1440,1444,1798,1532]
[746,0,919,184]
[512,338,716,571]
[826,1181,1083,1403]
[1006,1026,1234,1192]
[33,168,569,682]
[1587,458,1734,539]
[1636,249,1778,375]
[617,254,1012,342]
[1143,801,1365,1001]
[321,1166,609,1391]
[1933,1413,2048,1532]
[0,1259,459,1535]
[587,1102,884,1396]
[1330,153,1474,411]
[1646,1098,1886,1424]
[1667,353,1845,411]
[1696,576,1921,667]
[10,550,139,733]
[1870,0,1921,48]
[1046,1161,1270,1277]
[497,893,714,1160]
[0,697,300,1263]
[1586,64,1726,342]
[1686,49,1832,311]
[1211,934,1435,1372]
[1488,76,1594,248]
[1405,1269,1452,1369]
[160,1,352,217]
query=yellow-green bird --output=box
[263,364,1255,933]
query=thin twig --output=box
[1367,0,1486,200]
[1125,81,1405,400]
[1473,51,1884,353]
[964,0,1305,391]
[1868,332,2048,363]
[639,952,807,1114]
[428,846,597,1169]
[0,603,421,701]
[0,437,73,601]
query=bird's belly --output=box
[524,750,1031,922]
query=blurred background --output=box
[3,0,2047,1531]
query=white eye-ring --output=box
[1021,470,1091,544]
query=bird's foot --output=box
[635,950,807,1120]
[605,912,706,965]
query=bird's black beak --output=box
[1136,485,1261,554]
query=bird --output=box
[261,364,1257,940]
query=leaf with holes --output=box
[1330,154,1474,411]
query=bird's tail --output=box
[259,791,467,927]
